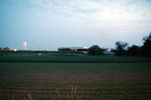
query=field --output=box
[0,53,151,63]
[0,54,151,100]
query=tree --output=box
[115,41,128,56]
[142,33,151,57]
[127,45,142,56]
[110,48,118,54]
[88,45,104,55]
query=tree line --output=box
[88,33,151,58]
[110,33,151,57]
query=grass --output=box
[28,93,32,100]
[0,54,151,63]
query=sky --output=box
[0,0,151,51]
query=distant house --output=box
[103,51,115,55]
[4,47,10,51]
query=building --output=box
[0,47,10,51]
[58,47,108,52]
[103,51,115,55]
[58,47,89,52]
[4,47,10,51]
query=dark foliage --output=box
[142,33,151,57]
[115,41,128,56]
[127,45,142,56]
[88,45,104,55]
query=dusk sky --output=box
[0,0,151,51]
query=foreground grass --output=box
[0,54,151,63]
[0,63,151,100]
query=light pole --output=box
[24,42,27,50]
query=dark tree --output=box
[127,45,142,56]
[110,48,118,55]
[88,45,104,55]
[142,33,151,57]
[115,41,128,56]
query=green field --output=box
[0,55,151,100]
[1,54,151,63]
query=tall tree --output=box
[115,41,128,56]
[142,33,151,57]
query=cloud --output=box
[13,0,150,34]
[1,0,151,50]
[4,0,150,21]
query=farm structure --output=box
[0,47,10,51]
[58,47,108,52]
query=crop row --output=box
[1,81,150,87]
[1,82,151,100]
[1,85,151,91]
[1,91,151,100]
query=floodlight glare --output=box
[24,42,27,50]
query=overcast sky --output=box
[0,0,151,51]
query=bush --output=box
[88,45,104,55]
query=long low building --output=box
[58,47,108,52]
[58,47,89,52]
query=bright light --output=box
[24,42,27,50]
[24,42,27,46]
[13,48,17,51]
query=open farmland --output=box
[0,62,151,100]
[0,52,151,63]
